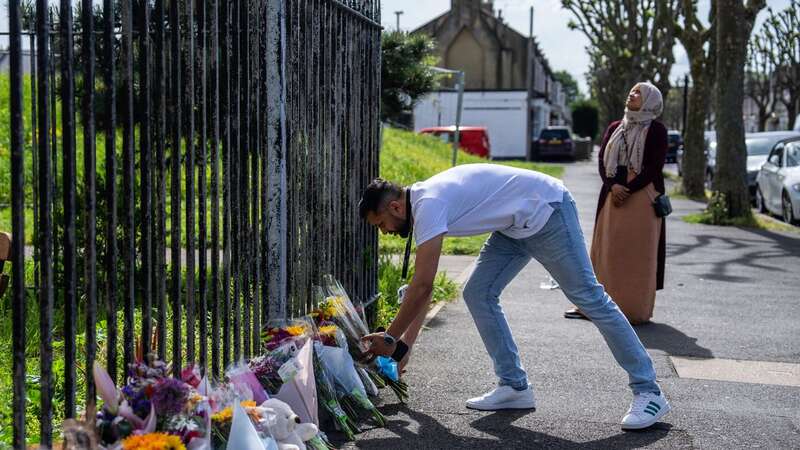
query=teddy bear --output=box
[261,398,319,450]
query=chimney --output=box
[452,0,483,11]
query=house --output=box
[411,0,570,159]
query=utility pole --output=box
[525,6,535,160]
[394,10,403,31]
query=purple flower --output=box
[150,377,190,416]
[121,384,152,419]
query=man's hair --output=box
[358,178,403,219]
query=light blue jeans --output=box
[462,191,660,394]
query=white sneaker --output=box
[621,391,671,430]
[465,385,536,411]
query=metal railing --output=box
[3,0,380,447]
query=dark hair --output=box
[358,178,403,219]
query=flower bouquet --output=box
[210,398,278,449]
[319,276,409,403]
[304,308,386,429]
[93,354,211,449]
[249,321,333,450]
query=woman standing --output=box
[565,82,667,325]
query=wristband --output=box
[390,340,409,362]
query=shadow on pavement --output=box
[635,322,713,358]
[665,230,800,283]
[351,405,673,449]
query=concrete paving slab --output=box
[671,356,800,387]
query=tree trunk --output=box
[757,107,768,131]
[714,0,753,218]
[682,70,711,199]
[785,98,797,130]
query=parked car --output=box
[418,126,491,158]
[666,130,683,163]
[744,131,800,198]
[676,131,715,189]
[534,126,575,159]
[755,136,800,224]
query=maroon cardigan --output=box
[595,120,668,290]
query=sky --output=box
[379,0,792,95]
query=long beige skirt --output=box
[590,183,662,324]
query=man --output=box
[359,163,671,430]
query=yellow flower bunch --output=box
[122,433,185,450]
[319,325,338,335]
[211,400,258,424]
[285,325,308,336]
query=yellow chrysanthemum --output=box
[286,325,307,336]
[319,325,338,335]
[212,400,258,424]
[211,407,233,423]
[122,432,185,450]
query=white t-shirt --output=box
[410,163,567,246]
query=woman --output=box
[565,82,667,325]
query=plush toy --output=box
[261,398,319,450]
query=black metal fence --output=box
[4,0,380,447]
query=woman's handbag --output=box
[652,194,672,217]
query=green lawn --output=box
[379,127,564,255]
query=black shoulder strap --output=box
[401,188,414,280]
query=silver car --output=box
[756,136,800,224]
[744,131,800,198]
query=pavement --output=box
[338,158,800,449]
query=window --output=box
[767,147,783,166]
[540,129,570,140]
[746,138,777,156]
[785,143,800,168]
[436,132,453,144]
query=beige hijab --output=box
[604,82,664,177]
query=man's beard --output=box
[396,218,411,238]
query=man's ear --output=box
[387,199,403,215]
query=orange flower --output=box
[122,432,185,450]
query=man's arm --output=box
[361,233,444,356]
[387,233,443,337]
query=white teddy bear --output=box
[261,398,319,450]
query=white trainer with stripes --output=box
[621,391,671,430]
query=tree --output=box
[571,99,599,140]
[661,84,685,131]
[714,0,765,219]
[756,1,800,130]
[563,0,680,125]
[553,70,583,106]
[674,0,716,199]
[381,31,438,124]
[745,37,775,131]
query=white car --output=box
[756,136,800,224]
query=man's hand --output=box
[361,333,396,358]
[611,184,630,206]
